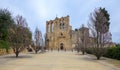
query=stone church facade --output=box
[45,15,89,50]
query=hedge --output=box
[0,40,10,53]
[86,46,120,60]
[104,46,120,60]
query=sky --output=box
[0,0,120,43]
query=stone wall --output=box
[46,15,72,50]
[0,48,27,55]
[45,15,90,50]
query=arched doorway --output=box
[60,43,64,50]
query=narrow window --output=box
[60,23,62,29]
[48,24,50,32]
[52,23,54,32]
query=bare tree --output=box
[88,7,110,60]
[33,27,42,54]
[74,29,81,53]
[79,25,87,55]
[9,15,32,57]
[75,25,89,54]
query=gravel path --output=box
[0,51,119,70]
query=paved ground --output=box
[0,51,120,70]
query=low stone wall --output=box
[0,49,6,55]
[0,48,27,55]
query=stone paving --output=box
[0,51,120,70]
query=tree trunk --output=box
[15,52,19,57]
[77,49,79,53]
[82,51,85,55]
[35,50,37,54]
[97,56,100,60]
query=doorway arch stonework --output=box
[60,43,64,50]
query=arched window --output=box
[52,23,54,32]
[48,24,50,32]
[60,21,65,29]
[62,23,65,29]
[60,23,62,29]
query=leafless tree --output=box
[88,7,110,60]
[78,24,89,55]
[9,15,32,57]
[75,25,89,54]
[74,29,80,53]
[33,27,42,54]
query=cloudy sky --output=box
[0,0,120,43]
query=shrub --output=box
[0,40,10,53]
[104,46,120,60]
[86,46,120,60]
[86,47,93,54]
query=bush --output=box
[104,46,120,60]
[86,47,93,54]
[86,46,120,60]
[0,40,10,53]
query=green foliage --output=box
[0,40,10,53]
[100,7,110,33]
[86,47,107,59]
[0,8,14,41]
[104,46,120,60]
[94,7,110,34]
[86,47,93,54]
[100,7,110,21]
[0,8,14,52]
[86,46,120,60]
[0,9,32,57]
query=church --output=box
[45,15,89,50]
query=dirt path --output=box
[0,51,119,70]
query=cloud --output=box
[28,0,66,20]
[0,0,120,43]
[0,0,25,16]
